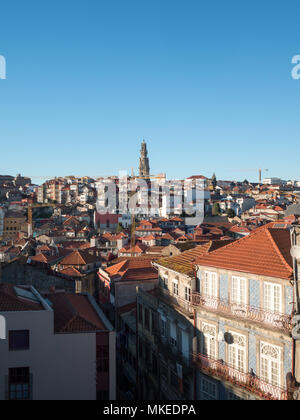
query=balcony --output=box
[192,292,292,333]
[159,289,194,318]
[195,353,288,400]
[157,336,191,369]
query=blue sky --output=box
[0,0,300,184]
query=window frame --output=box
[9,330,30,352]
[263,282,282,313]
[231,276,247,305]
[203,271,218,298]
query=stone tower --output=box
[139,139,150,177]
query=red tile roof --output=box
[155,240,230,276]
[103,258,157,281]
[46,292,105,333]
[119,243,148,254]
[59,249,100,266]
[195,226,293,279]
[0,284,44,312]
[58,267,83,278]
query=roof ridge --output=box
[63,313,99,332]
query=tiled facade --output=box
[194,265,293,400]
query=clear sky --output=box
[0,0,300,184]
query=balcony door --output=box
[227,332,247,379]
[202,322,217,360]
[202,271,218,308]
[263,282,282,313]
[260,342,281,388]
[231,276,247,305]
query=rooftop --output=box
[195,225,293,279]
[45,292,106,333]
[155,240,230,276]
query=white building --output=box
[263,177,286,185]
[0,285,116,400]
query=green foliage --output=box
[116,223,123,233]
[212,202,220,216]
[226,208,236,218]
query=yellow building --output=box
[3,211,27,240]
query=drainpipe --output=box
[290,226,299,388]
[136,287,139,400]
[193,265,197,400]
[291,226,299,314]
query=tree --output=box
[116,223,123,233]
[226,208,236,218]
[212,202,221,216]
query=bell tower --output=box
[139,139,150,177]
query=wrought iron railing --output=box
[192,292,292,333]
[195,353,288,400]
[160,288,194,316]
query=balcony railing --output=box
[192,292,292,333]
[160,289,194,317]
[195,353,288,400]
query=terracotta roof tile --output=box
[195,226,293,279]
[103,258,157,281]
[155,240,229,276]
[46,292,105,333]
[59,249,100,266]
[0,284,44,312]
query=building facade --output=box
[0,285,116,400]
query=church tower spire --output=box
[139,139,150,177]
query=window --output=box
[161,317,167,338]
[144,308,150,331]
[138,304,143,323]
[203,271,217,297]
[201,377,217,400]
[227,332,246,373]
[8,367,30,400]
[231,276,247,305]
[75,280,82,294]
[170,322,177,347]
[185,286,191,302]
[9,330,29,351]
[173,279,178,296]
[202,323,216,359]
[151,311,157,334]
[227,391,243,400]
[162,274,168,290]
[264,282,282,313]
[260,342,281,387]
